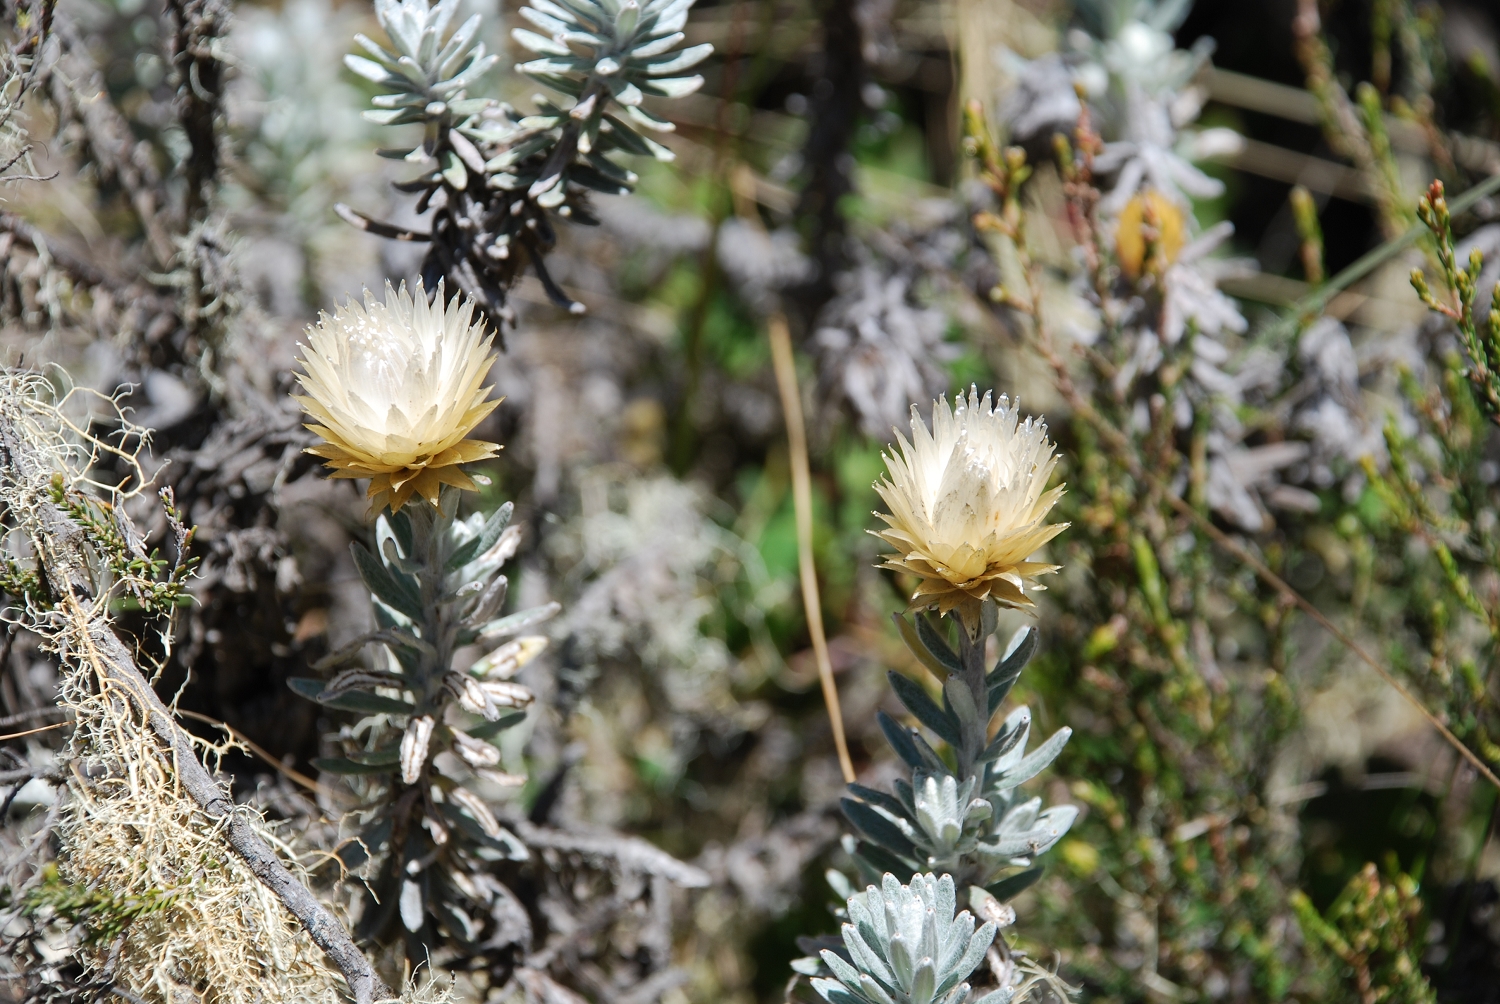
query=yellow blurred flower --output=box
[1115,190,1186,280]
[295,280,501,514]
[873,388,1068,630]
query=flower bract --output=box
[295,279,501,513]
[873,388,1067,629]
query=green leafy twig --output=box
[1290,864,1436,1004]
[47,476,198,614]
[1410,179,1500,424]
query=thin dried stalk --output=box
[767,313,855,784]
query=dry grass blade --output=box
[768,313,856,785]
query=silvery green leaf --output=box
[446,501,514,571]
[643,74,703,97]
[560,28,607,45]
[346,53,399,83]
[364,107,421,125]
[887,933,914,987]
[629,30,684,57]
[642,42,712,75]
[916,615,961,674]
[993,726,1071,789]
[623,104,674,132]
[399,879,425,932]
[615,0,640,36]
[969,990,1014,1004]
[449,130,487,173]
[528,0,581,26]
[519,56,590,76]
[568,164,631,194]
[354,32,402,68]
[584,151,637,182]
[595,57,622,75]
[379,532,425,572]
[311,756,396,776]
[466,710,527,740]
[371,91,428,109]
[907,960,935,1004]
[435,13,483,68]
[441,150,468,188]
[943,923,995,995]
[449,97,494,117]
[352,542,423,620]
[417,20,441,67]
[518,113,565,131]
[1034,804,1078,846]
[888,672,961,748]
[879,710,938,770]
[430,0,459,37]
[811,979,862,1004]
[913,773,964,848]
[513,28,571,55]
[842,798,919,861]
[858,974,898,1004]
[475,602,564,641]
[393,54,431,87]
[400,714,436,783]
[822,950,868,994]
[555,0,609,27]
[987,627,1035,712]
[611,80,644,105]
[600,114,654,155]
[942,675,983,740]
[848,785,910,822]
[985,866,1043,902]
[432,52,499,94]
[651,6,691,36]
[989,707,1031,770]
[997,797,1041,834]
[986,808,1074,858]
[520,6,570,33]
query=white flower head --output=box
[873,387,1068,631]
[295,278,501,514]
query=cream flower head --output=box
[295,279,501,514]
[873,387,1068,629]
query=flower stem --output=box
[954,618,990,782]
[768,312,855,784]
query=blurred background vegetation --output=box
[4,0,1500,1001]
